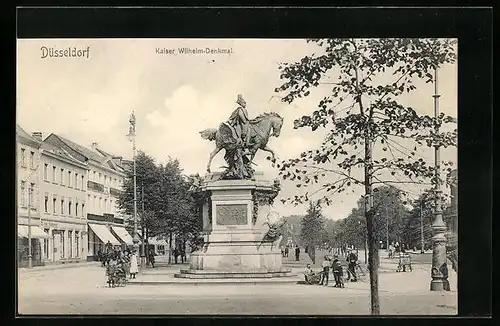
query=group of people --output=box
[304,250,360,288]
[102,247,139,287]
[388,242,407,259]
[281,245,302,261]
[172,247,187,264]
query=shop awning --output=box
[17,225,49,239]
[111,226,135,245]
[88,223,120,246]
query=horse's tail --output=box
[200,128,217,141]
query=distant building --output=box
[43,134,132,260]
[16,125,47,267]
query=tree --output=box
[300,200,325,263]
[372,185,412,247]
[118,151,161,248]
[118,153,201,262]
[275,38,457,315]
[155,158,201,262]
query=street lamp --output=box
[430,67,449,291]
[127,111,141,266]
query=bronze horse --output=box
[200,112,283,174]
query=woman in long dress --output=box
[129,250,139,279]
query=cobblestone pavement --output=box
[17,255,457,315]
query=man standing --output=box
[173,247,178,264]
[284,245,289,258]
[319,256,331,286]
[332,255,344,288]
[347,249,358,282]
[295,245,300,261]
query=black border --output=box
[7,6,493,322]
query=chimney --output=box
[91,141,99,150]
[32,132,43,141]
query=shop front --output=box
[39,220,88,264]
[17,225,49,267]
[110,225,136,251]
[87,223,121,260]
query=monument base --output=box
[174,172,293,280]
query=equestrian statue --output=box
[200,94,284,180]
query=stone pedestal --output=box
[175,172,292,279]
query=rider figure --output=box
[227,94,251,154]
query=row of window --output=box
[19,148,36,169]
[44,195,85,218]
[87,194,117,214]
[20,147,124,190]
[19,181,35,207]
[89,169,122,188]
[44,164,86,190]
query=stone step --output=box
[175,270,295,279]
[127,276,300,286]
[179,268,291,275]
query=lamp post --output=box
[127,111,141,266]
[430,67,449,291]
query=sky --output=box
[17,39,457,220]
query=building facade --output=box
[43,135,132,260]
[17,126,48,267]
[38,137,89,264]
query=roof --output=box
[55,134,107,164]
[16,125,41,148]
[40,141,85,167]
[52,133,127,174]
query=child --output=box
[319,255,331,286]
[332,255,344,288]
[106,257,118,288]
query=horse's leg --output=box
[207,146,221,173]
[261,146,276,161]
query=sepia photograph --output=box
[16,37,459,315]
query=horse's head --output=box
[269,113,284,137]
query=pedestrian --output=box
[332,255,344,288]
[106,256,118,288]
[180,247,186,264]
[149,248,156,268]
[123,251,130,277]
[129,249,139,279]
[173,248,178,264]
[295,245,300,261]
[281,247,285,257]
[346,249,358,282]
[284,246,289,258]
[319,255,330,286]
[304,264,317,284]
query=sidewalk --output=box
[18,261,101,273]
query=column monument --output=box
[175,96,293,279]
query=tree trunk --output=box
[364,234,368,264]
[366,208,380,314]
[353,44,380,315]
[145,227,149,263]
[141,222,145,258]
[168,232,172,265]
